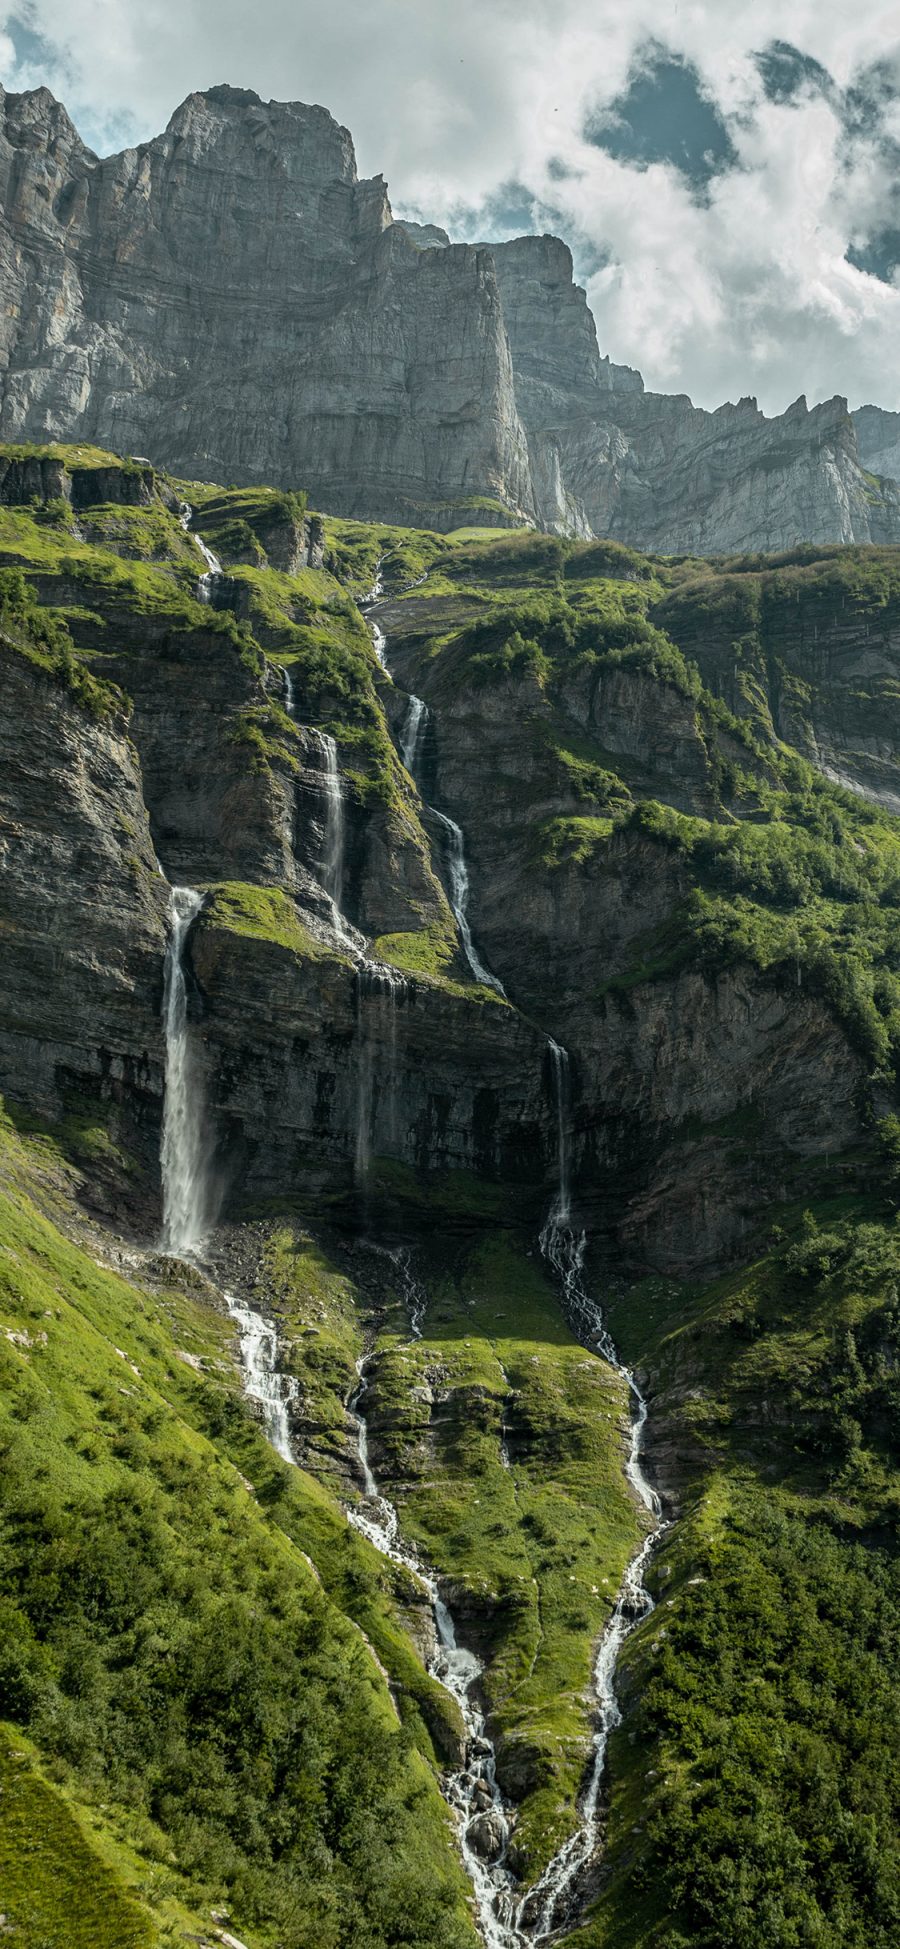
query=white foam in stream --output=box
[223,1290,298,1465]
[525,1046,665,1940]
[346,1254,526,1949]
[179,500,223,599]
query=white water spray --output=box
[526,1044,665,1940]
[161,888,208,1257]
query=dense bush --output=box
[0,1383,472,1949]
[640,1498,900,1949]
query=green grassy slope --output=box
[250,1225,643,1880]
[0,1101,477,1949]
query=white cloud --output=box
[1,0,899,413]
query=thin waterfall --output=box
[432,808,506,996]
[354,965,404,1186]
[161,887,208,1257]
[525,1043,665,1940]
[347,1254,527,1949]
[378,642,504,994]
[282,674,359,952]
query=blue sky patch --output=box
[584,45,737,194]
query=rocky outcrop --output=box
[383,598,873,1272]
[189,916,550,1221]
[519,377,900,551]
[654,561,900,812]
[0,83,895,552]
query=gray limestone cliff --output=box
[0,80,897,552]
[853,404,900,485]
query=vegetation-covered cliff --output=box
[1,443,898,1949]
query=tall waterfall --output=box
[160,886,297,1461]
[318,731,345,907]
[161,887,208,1257]
[526,1044,665,1940]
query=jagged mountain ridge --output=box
[0,80,897,553]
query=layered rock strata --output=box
[0,82,896,550]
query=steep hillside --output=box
[0,443,899,1949]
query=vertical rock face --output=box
[0,84,533,528]
[854,404,900,485]
[0,647,168,1152]
[0,80,897,550]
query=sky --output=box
[2,0,899,416]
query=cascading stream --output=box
[159,880,522,1941]
[224,1292,298,1464]
[156,585,664,1947]
[346,1253,528,1949]
[524,1043,665,1941]
[179,500,223,601]
[363,560,388,667]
